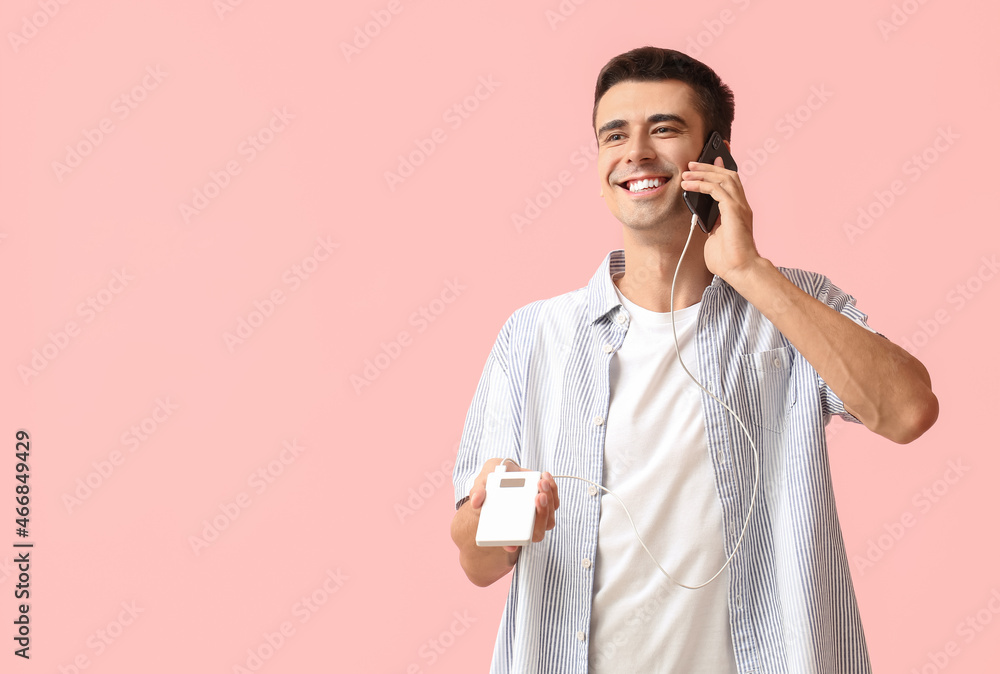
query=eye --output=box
[604,132,624,143]
[654,126,679,134]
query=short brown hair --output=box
[593,46,735,143]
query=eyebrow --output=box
[596,113,689,138]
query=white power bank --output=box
[475,466,542,547]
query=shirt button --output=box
[581,558,592,569]
[593,415,604,426]
[603,344,614,353]
[576,630,586,642]
[717,450,725,463]
[588,485,598,496]
[615,313,626,325]
[735,596,743,609]
[773,357,781,367]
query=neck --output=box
[614,223,714,313]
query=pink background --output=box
[2,0,998,671]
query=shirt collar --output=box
[586,250,627,324]
[586,249,724,324]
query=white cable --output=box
[553,213,760,590]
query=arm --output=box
[727,259,937,443]
[450,458,559,587]
[682,158,939,444]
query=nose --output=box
[626,132,656,163]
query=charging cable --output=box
[548,212,760,590]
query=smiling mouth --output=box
[618,176,670,193]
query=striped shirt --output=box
[453,249,874,673]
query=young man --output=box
[450,46,937,673]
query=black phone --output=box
[682,131,738,233]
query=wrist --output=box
[722,254,773,293]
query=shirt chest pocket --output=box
[740,345,796,433]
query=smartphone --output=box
[682,131,738,233]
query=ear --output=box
[723,139,732,153]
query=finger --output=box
[539,478,555,530]
[680,177,730,198]
[687,160,732,173]
[680,173,726,192]
[685,169,742,196]
[681,166,730,182]
[469,485,486,510]
[533,492,550,542]
[684,162,740,188]
[543,472,560,511]
[684,165,745,198]
[540,475,558,528]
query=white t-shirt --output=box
[588,279,738,673]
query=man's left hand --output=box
[681,156,760,283]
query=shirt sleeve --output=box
[814,275,882,424]
[452,313,520,509]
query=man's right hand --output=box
[451,458,561,586]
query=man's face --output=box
[594,79,708,236]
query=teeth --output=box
[628,177,665,192]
